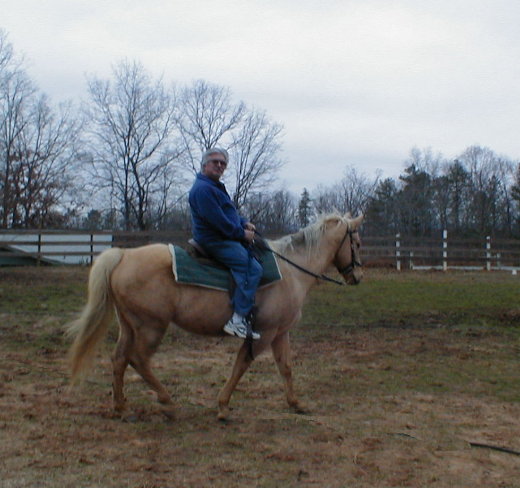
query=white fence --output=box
[0,232,113,265]
[389,232,520,272]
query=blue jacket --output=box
[189,173,247,245]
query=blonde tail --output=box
[66,247,124,382]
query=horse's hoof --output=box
[113,402,127,414]
[159,407,176,422]
[121,413,139,423]
[291,404,309,415]
[217,407,230,422]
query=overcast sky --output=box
[3,0,520,195]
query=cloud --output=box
[2,0,520,194]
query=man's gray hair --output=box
[201,147,229,169]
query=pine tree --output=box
[298,188,312,228]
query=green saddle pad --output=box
[168,243,282,291]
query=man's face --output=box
[202,153,228,181]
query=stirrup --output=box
[242,313,259,341]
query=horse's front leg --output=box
[271,331,307,414]
[217,341,253,421]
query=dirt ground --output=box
[2,329,520,487]
[1,268,520,487]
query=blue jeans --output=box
[202,240,263,317]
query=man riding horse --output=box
[188,147,262,340]
[67,148,363,420]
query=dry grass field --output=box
[1,266,520,487]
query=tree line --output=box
[286,145,520,239]
[363,146,520,238]
[0,30,283,231]
[1,30,520,238]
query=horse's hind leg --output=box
[271,331,306,414]
[113,311,172,418]
[112,313,133,414]
[127,319,174,415]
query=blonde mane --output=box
[270,212,348,257]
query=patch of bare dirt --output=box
[1,325,520,487]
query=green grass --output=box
[295,269,520,404]
[2,266,518,328]
[0,266,87,314]
[300,269,520,329]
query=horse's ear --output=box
[350,213,364,230]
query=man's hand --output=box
[244,222,256,232]
[244,229,255,243]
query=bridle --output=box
[254,224,362,286]
[334,227,362,277]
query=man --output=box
[188,147,262,340]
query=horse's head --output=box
[333,214,364,285]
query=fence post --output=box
[442,230,448,272]
[486,236,491,271]
[90,233,94,265]
[409,251,414,270]
[37,232,42,267]
[396,233,401,271]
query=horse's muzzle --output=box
[344,268,363,285]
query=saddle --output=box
[186,238,227,270]
[168,240,282,292]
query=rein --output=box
[253,228,359,286]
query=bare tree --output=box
[0,33,32,227]
[313,166,378,216]
[176,80,285,209]
[266,189,296,233]
[243,189,296,233]
[84,60,181,230]
[512,163,520,222]
[239,192,269,228]
[0,29,14,72]
[176,79,245,174]
[406,146,444,177]
[458,145,514,235]
[0,31,80,228]
[10,97,81,227]
[338,165,379,215]
[229,109,284,209]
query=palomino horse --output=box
[67,212,363,420]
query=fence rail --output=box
[0,230,519,271]
[362,232,520,271]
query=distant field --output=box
[302,268,520,329]
[0,267,519,487]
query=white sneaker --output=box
[223,315,260,340]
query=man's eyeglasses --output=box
[208,159,227,167]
